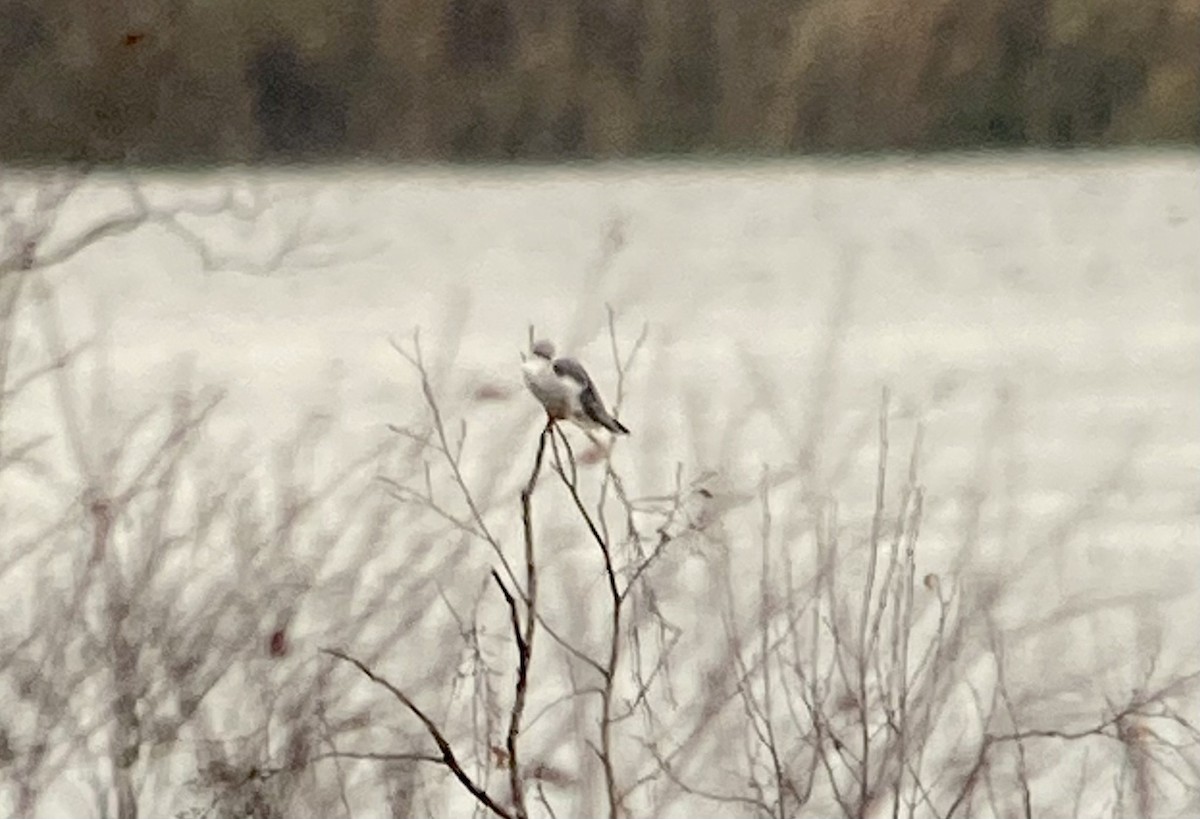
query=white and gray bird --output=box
[521,339,630,435]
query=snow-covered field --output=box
[2,152,1197,817]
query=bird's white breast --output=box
[522,358,579,419]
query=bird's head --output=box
[531,339,556,360]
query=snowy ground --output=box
[2,151,1198,817]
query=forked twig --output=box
[320,647,514,819]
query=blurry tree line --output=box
[0,0,1196,164]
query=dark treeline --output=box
[0,0,1196,164]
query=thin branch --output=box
[320,647,514,819]
[390,332,522,593]
[856,388,890,814]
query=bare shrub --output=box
[316,318,1199,818]
[0,169,394,818]
[2,186,1196,817]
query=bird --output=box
[521,339,630,436]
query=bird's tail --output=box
[580,389,630,435]
[601,414,630,435]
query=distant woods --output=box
[0,0,1195,164]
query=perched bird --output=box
[522,339,630,435]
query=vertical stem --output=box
[759,470,786,819]
[601,556,621,819]
[549,430,622,818]
[506,425,549,819]
[857,388,889,815]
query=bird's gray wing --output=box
[552,357,596,391]
[553,357,629,435]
